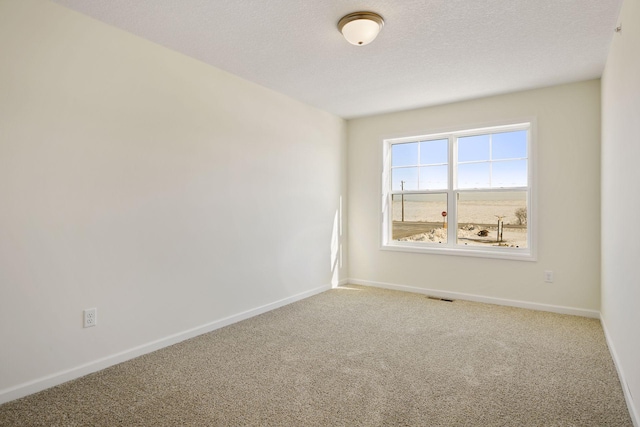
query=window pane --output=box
[456,191,527,248]
[420,139,448,165]
[458,134,489,162]
[391,167,418,191]
[419,165,448,190]
[492,160,527,187]
[458,162,490,189]
[392,142,418,167]
[392,193,448,243]
[492,130,527,160]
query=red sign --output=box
[441,211,447,217]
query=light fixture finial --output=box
[338,12,384,46]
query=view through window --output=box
[383,123,532,259]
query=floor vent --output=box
[427,296,454,302]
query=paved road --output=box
[392,222,442,239]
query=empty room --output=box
[0,0,638,425]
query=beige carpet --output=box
[0,285,632,426]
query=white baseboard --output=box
[348,278,601,319]
[0,284,331,405]
[601,317,640,427]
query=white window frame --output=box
[381,120,536,261]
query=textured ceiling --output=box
[52,0,623,119]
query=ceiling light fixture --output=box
[338,12,384,46]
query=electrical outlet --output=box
[83,308,97,328]
[544,270,554,283]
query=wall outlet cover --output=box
[544,270,554,283]
[83,308,97,328]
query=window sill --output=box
[381,242,536,261]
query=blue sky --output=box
[391,130,527,191]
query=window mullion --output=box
[489,133,493,188]
[448,135,456,246]
[417,142,421,189]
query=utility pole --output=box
[495,215,505,242]
[401,180,405,222]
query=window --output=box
[382,122,534,260]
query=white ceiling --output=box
[52,0,623,119]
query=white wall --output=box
[348,80,601,314]
[0,0,346,402]
[601,0,640,423]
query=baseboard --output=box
[0,284,331,405]
[601,316,640,427]
[348,278,601,319]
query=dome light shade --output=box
[338,12,384,46]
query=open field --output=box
[392,199,526,225]
[392,198,527,247]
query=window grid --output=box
[390,139,449,191]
